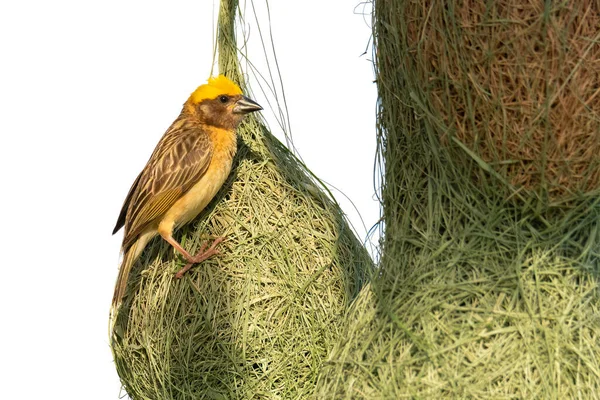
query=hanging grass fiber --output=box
[315,1,600,398]
[110,1,372,398]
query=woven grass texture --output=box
[315,1,600,398]
[400,0,600,203]
[110,1,372,398]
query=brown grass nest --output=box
[398,0,600,203]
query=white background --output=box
[0,1,377,398]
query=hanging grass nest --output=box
[315,0,600,398]
[399,0,600,204]
[110,1,372,398]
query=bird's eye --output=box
[219,95,229,103]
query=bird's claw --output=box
[175,237,225,279]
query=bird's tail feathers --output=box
[109,233,152,335]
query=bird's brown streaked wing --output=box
[113,171,143,235]
[121,126,213,252]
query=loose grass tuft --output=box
[315,1,600,398]
[111,1,372,398]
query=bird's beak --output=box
[233,96,263,114]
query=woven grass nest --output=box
[112,124,371,399]
[315,0,600,398]
[110,2,372,398]
[397,0,600,203]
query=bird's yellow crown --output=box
[190,75,243,104]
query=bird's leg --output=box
[174,237,224,279]
[159,233,224,278]
[161,234,195,260]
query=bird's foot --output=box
[175,237,224,279]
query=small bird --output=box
[111,75,262,311]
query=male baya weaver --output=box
[111,75,262,310]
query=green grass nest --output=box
[315,0,600,398]
[112,125,371,399]
[110,1,372,398]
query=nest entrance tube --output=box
[110,1,372,398]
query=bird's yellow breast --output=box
[159,127,237,230]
